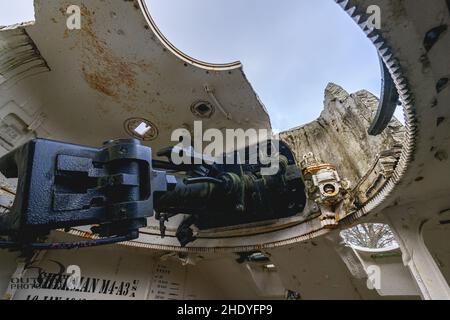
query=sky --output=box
[0,0,401,131]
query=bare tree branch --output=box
[341,223,397,248]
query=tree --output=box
[341,223,397,249]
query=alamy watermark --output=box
[367,5,381,30]
[66,5,81,30]
[63,3,382,31]
[170,121,280,176]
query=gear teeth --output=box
[335,0,348,6]
[333,0,417,228]
[383,53,393,62]
[346,6,357,16]
[403,96,413,105]
[374,42,384,50]
[360,24,371,33]
[337,0,351,11]
[352,14,361,24]
[368,34,381,44]
[366,29,378,38]
[352,7,367,24]
[385,57,398,69]
[357,15,369,25]
[379,48,388,56]
[373,37,385,46]
[378,44,390,55]
[378,43,390,52]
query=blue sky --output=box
[1,0,398,131]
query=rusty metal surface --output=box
[0,0,271,155]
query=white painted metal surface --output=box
[0,0,449,300]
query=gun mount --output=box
[0,138,306,249]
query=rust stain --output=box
[122,104,138,113]
[79,4,147,109]
[82,67,117,98]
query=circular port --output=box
[124,118,158,141]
